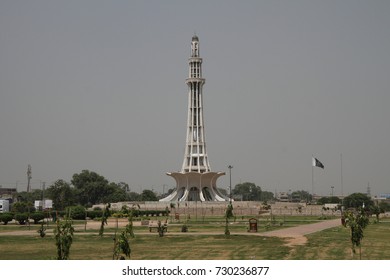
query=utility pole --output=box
[27,164,32,193]
[228,165,233,204]
[367,182,371,197]
[42,182,46,209]
[340,153,343,197]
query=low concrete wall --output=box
[92,201,341,217]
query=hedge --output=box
[87,210,103,220]
[0,213,14,225]
[30,212,45,224]
[15,213,29,225]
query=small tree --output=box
[224,203,234,235]
[122,203,139,239]
[37,222,46,238]
[112,205,138,260]
[370,205,383,223]
[169,203,175,222]
[181,223,188,232]
[343,208,369,259]
[113,231,131,260]
[54,212,75,260]
[157,220,166,237]
[99,203,111,237]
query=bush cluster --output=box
[46,207,104,221]
[15,213,29,225]
[87,210,103,220]
[30,212,46,224]
[0,213,14,225]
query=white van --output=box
[0,200,10,212]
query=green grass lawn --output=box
[1,216,389,260]
[289,221,390,260]
[0,233,288,260]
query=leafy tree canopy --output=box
[16,190,44,204]
[343,193,374,209]
[317,196,341,205]
[11,201,35,213]
[127,192,142,201]
[378,201,390,212]
[261,190,275,202]
[46,179,75,210]
[291,190,312,202]
[140,189,158,201]
[71,170,111,206]
[232,182,262,201]
[71,170,108,189]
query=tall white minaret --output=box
[181,35,211,173]
[162,36,227,202]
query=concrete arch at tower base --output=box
[160,171,229,202]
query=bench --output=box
[148,221,168,233]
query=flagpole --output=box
[340,153,343,197]
[311,155,314,200]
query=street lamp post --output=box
[228,165,233,204]
[331,186,334,197]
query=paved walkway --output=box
[259,218,342,246]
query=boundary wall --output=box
[92,201,341,217]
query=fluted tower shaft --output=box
[181,35,211,173]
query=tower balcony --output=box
[186,78,205,84]
[188,57,203,63]
[184,166,208,173]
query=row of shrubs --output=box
[62,207,170,220]
[0,208,170,225]
[116,209,170,218]
[0,212,47,225]
[67,207,170,220]
[0,211,106,224]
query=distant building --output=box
[0,187,17,200]
[0,200,10,213]
[277,192,289,202]
[34,200,53,210]
[324,203,339,210]
[378,194,390,199]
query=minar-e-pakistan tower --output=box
[160,35,228,202]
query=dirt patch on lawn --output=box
[284,235,308,247]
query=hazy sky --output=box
[1,0,389,197]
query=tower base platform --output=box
[160,171,229,202]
